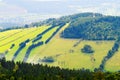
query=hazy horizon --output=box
[0,0,120,28]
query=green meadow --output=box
[0,24,119,71]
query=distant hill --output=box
[61,15,120,40]
[0,22,21,29]
[31,12,120,40]
[31,12,102,27]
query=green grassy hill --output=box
[0,13,120,72]
[0,23,118,72]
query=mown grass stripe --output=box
[0,30,23,41]
[0,28,39,47]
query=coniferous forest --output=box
[0,58,120,80]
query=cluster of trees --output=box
[61,15,120,40]
[19,39,30,48]
[32,35,42,43]
[30,13,102,28]
[99,38,120,71]
[32,25,56,43]
[81,45,94,54]
[41,56,54,63]
[34,25,56,43]
[12,39,30,61]
[23,41,43,62]
[1,12,108,41]
[45,23,65,44]
[4,44,15,55]
[37,26,55,37]
[10,44,15,49]
[0,58,120,80]
[30,17,66,28]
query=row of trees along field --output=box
[23,41,43,62]
[99,37,120,71]
[0,58,120,80]
[12,39,30,61]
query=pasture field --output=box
[27,23,115,71]
[105,48,120,72]
[0,26,50,60]
[0,24,119,71]
[33,36,114,70]
[15,26,59,62]
[0,29,22,39]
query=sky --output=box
[0,0,120,23]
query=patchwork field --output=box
[0,24,119,71]
[30,24,115,71]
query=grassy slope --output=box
[0,28,37,52]
[27,26,59,62]
[0,26,50,60]
[28,23,115,71]
[105,48,120,72]
[0,24,119,71]
[41,40,114,71]
[0,29,22,39]
[16,26,59,62]
[0,29,23,52]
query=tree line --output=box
[99,37,120,71]
[45,23,65,44]
[23,41,43,62]
[0,58,120,80]
[12,39,30,61]
[61,16,120,40]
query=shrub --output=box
[81,45,94,54]
[41,56,54,63]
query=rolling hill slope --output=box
[0,23,116,71]
[0,13,120,72]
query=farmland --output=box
[0,22,120,72]
[105,48,120,72]
[0,25,59,61]
[31,23,115,71]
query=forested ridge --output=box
[29,12,120,40]
[0,58,120,80]
[61,15,120,40]
[2,12,120,41]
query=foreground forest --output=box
[0,58,120,80]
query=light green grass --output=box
[27,26,59,62]
[0,24,118,71]
[34,38,114,70]
[2,26,50,61]
[27,23,115,71]
[0,29,22,39]
[15,26,59,62]
[0,28,35,52]
[14,26,51,62]
[105,48,120,72]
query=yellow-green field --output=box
[105,48,120,72]
[0,24,119,71]
[29,24,115,71]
